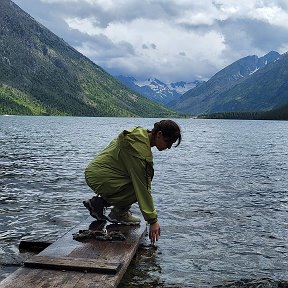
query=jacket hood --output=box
[118,127,153,161]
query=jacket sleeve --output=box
[125,153,157,224]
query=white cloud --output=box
[40,0,79,2]
[65,16,227,81]
[211,0,288,28]
[253,5,288,28]
[12,0,288,82]
[65,17,101,35]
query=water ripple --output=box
[1,117,288,287]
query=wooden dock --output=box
[0,217,147,288]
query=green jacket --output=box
[85,127,157,224]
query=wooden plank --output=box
[24,255,121,274]
[0,217,147,288]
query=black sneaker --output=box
[83,196,108,221]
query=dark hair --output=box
[151,119,181,147]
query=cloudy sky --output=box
[12,0,288,83]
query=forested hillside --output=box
[169,51,288,115]
[0,0,179,117]
[200,103,288,120]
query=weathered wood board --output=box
[24,255,121,274]
[0,217,147,288]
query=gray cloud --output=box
[214,18,288,64]
[12,0,288,82]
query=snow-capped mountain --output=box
[169,51,282,115]
[115,76,202,105]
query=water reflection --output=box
[119,240,169,288]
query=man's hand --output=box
[149,221,160,245]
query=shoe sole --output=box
[106,215,140,226]
[83,200,107,221]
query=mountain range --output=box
[1,0,288,119]
[115,76,202,105]
[168,51,288,115]
[0,0,179,117]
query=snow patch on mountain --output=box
[116,76,202,105]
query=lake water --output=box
[0,116,287,287]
